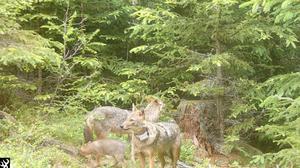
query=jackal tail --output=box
[83,124,93,143]
[84,115,95,143]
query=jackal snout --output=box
[79,142,92,156]
[120,104,145,130]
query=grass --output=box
[0,105,210,168]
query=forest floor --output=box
[0,107,251,168]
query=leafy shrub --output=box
[180,139,197,164]
[0,142,82,168]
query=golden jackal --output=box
[120,104,181,168]
[80,139,126,167]
[83,98,164,142]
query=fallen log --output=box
[0,111,16,123]
[40,138,79,156]
[0,110,18,138]
[177,161,194,168]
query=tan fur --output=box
[84,98,164,142]
[80,139,126,167]
[83,99,164,163]
[144,98,164,122]
[120,106,181,168]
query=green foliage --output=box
[0,0,62,106]
[0,31,61,71]
[180,139,197,164]
[73,57,102,70]
[0,0,300,167]
[230,73,300,167]
[0,143,82,168]
[240,0,300,48]
[0,108,83,167]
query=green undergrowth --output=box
[0,106,206,168]
[0,142,82,168]
[1,104,254,168]
[0,105,253,168]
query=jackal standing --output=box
[83,98,164,142]
[120,104,181,168]
[80,139,126,168]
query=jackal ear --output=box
[132,103,137,111]
[139,110,145,118]
[146,96,154,103]
[153,98,163,105]
[153,99,164,108]
[158,100,164,108]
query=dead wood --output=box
[40,138,79,156]
[0,110,18,138]
[177,161,194,168]
[175,99,223,156]
[0,111,16,123]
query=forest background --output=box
[0,0,299,167]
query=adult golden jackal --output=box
[120,104,181,168]
[83,98,164,142]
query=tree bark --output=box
[37,68,43,94]
[0,111,16,123]
[175,100,222,155]
[40,138,79,156]
[214,5,224,142]
[177,161,194,168]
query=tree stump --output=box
[175,99,223,156]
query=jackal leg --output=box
[87,159,98,168]
[111,156,118,167]
[94,125,107,139]
[87,154,101,168]
[149,152,155,168]
[130,133,135,162]
[158,153,166,168]
[171,145,180,168]
[95,154,101,164]
[138,153,146,168]
[113,154,125,168]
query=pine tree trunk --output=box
[216,40,224,142]
[37,68,43,94]
[214,6,224,142]
[216,68,224,142]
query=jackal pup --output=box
[120,104,181,168]
[80,139,126,167]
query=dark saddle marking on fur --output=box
[134,124,161,146]
[156,123,171,137]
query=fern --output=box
[230,73,300,167]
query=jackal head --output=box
[146,97,164,111]
[120,104,145,131]
[80,141,92,156]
